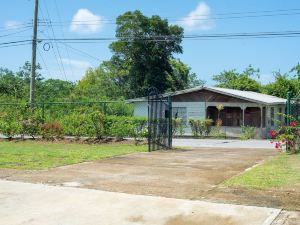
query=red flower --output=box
[275,142,280,149]
[290,121,296,127]
[269,130,278,137]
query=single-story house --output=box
[128,86,286,138]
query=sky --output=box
[0,0,300,85]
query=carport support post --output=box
[287,91,291,125]
[168,96,172,149]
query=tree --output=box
[0,68,24,100]
[169,58,205,89]
[290,63,300,80]
[263,72,298,98]
[75,62,128,100]
[109,10,184,97]
[38,79,75,101]
[213,65,261,92]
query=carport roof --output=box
[127,86,286,105]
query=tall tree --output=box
[109,10,184,97]
[213,65,261,92]
[290,63,300,80]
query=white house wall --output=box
[133,101,148,117]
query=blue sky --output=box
[0,0,299,85]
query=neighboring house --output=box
[128,86,286,138]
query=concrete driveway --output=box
[1,147,275,200]
[0,180,281,225]
[173,138,274,149]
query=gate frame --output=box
[148,87,172,152]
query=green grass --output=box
[0,141,147,170]
[224,153,300,189]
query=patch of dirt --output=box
[164,214,238,225]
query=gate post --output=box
[168,95,172,149]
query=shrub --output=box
[60,112,93,139]
[90,111,105,139]
[41,122,64,140]
[0,112,21,139]
[189,119,213,137]
[20,109,43,139]
[270,114,300,153]
[172,118,185,136]
[240,125,256,140]
[210,127,226,139]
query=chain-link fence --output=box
[0,101,148,141]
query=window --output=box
[172,107,187,124]
[271,107,275,126]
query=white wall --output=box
[133,101,148,117]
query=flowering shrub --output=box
[270,115,299,153]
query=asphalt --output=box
[0,180,281,225]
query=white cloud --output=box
[62,58,92,70]
[4,20,22,30]
[70,9,104,33]
[180,2,215,31]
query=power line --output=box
[37,8,300,26]
[42,0,68,81]
[53,0,75,79]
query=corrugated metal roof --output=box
[127,86,286,105]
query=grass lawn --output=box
[0,141,147,170]
[224,153,300,189]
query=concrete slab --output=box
[173,139,274,149]
[0,180,281,225]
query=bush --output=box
[189,119,213,137]
[0,112,21,139]
[172,118,185,136]
[90,111,105,139]
[60,112,94,139]
[20,109,43,139]
[210,127,226,139]
[41,122,64,140]
[105,116,147,141]
[240,125,256,140]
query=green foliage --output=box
[262,72,298,98]
[61,112,93,139]
[90,111,105,139]
[189,119,213,137]
[0,112,21,139]
[172,118,186,136]
[109,10,185,97]
[240,125,256,140]
[213,65,261,92]
[210,127,226,139]
[20,109,43,139]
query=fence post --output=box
[168,95,172,149]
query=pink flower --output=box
[275,142,280,149]
[290,121,296,127]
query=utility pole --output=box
[30,0,39,107]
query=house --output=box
[128,86,286,138]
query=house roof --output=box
[127,86,286,105]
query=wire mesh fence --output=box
[0,101,148,141]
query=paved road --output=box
[173,138,274,149]
[0,180,280,225]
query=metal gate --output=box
[148,87,172,151]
